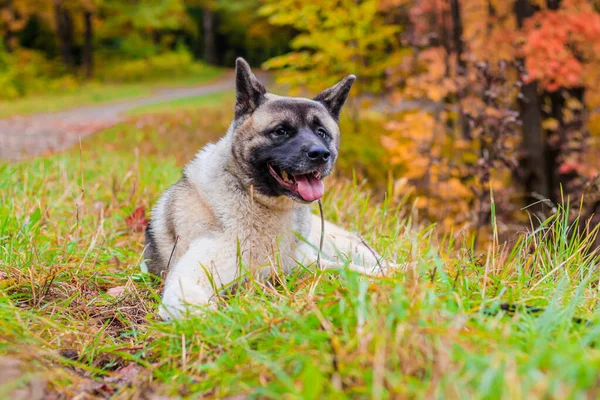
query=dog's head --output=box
[230,58,355,204]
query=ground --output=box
[1,79,600,399]
[0,68,239,161]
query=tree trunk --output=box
[542,87,586,201]
[515,0,536,27]
[449,0,470,139]
[520,82,551,201]
[53,0,74,69]
[486,0,496,35]
[449,0,465,70]
[514,0,552,206]
[5,27,14,53]
[547,0,561,9]
[4,0,14,52]
[203,7,216,64]
[83,10,94,79]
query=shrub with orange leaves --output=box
[522,0,600,91]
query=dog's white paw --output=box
[159,279,215,321]
[158,302,181,321]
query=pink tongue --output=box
[295,174,324,202]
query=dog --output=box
[145,58,394,320]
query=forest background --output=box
[2,0,600,247]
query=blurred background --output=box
[1,0,599,246]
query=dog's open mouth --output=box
[268,164,324,202]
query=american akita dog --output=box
[145,58,394,320]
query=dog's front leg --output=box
[296,242,383,275]
[302,214,392,275]
[159,236,238,320]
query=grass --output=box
[0,64,223,118]
[1,96,600,399]
[127,91,234,116]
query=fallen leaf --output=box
[126,206,149,232]
[106,286,125,297]
[104,363,140,384]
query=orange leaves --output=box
[382,109,474,227]
[522,3,600,91]
[395,47,457,103]
[409,0,449,44]
[126,206,149,233]
[558,161,580,175]
[382,112,435,180]
[409,0,600,93]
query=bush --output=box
[0,45,219,100]
[95,48,212,83]
[335,112,400,192]
[0,48,76,100]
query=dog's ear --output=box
[314,75,356,121]
[235,57,266,118]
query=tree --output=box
[212,0,294,65]
[0,0,36,52]
[100,0,191,57]
[382,0,600,239]
[53,0,74,68]
[82,4,93,78]
[515,0,550,204]
[183,0,218,64]
[202,6,215,64]
[260,0,402,96]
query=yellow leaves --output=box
[385,111,436,140]
[439,178,472,199]
[427,86,444,102]
[415,197,429,209]
[566,97,583,111]
[380,106,487,234]
[380,135,399,151]
[395,47,457,103]
[261,0,400,96]
[383,111,438,179]
[588,112,600,138]
[542,118,560,131]
[422,48,447,80]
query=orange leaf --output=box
[558,162,579,175]
[126,206,149,232]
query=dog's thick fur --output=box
[145,58,391,320]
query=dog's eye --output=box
[316,128,327,138]
[274,127,289,136]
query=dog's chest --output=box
[225,205,310,268]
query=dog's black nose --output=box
[307,145,331,164]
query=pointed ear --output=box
[313,75,356,121]
[235,57,266,118]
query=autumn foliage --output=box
[2,0,600,245]
[522,0,600,91]
[260,0,600,243]
[375,0,600,243]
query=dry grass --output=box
[1,97,600,398]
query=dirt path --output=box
[0,72,244,161]
[0,71,429,162]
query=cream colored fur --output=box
[152,129,389,320]
[147,58,395,320]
